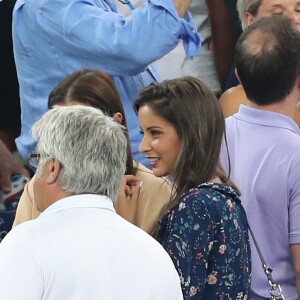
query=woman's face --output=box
[246,0,300,30]
[138,105,181,177]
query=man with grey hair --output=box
[0,105,183,300]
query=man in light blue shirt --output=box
[12,0,200,167]
[220,16,300,300]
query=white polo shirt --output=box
[0,194,183,300]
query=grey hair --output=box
[32,105,127,201]
[237,0,262,30]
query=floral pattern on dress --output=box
[157,183,251,300]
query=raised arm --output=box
[32,0,200,76]
[173,0,191,18]
[206,0,237,90]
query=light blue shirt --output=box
[220,105,300,300]
[12,0,200,167]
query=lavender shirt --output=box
[220,105,300,300]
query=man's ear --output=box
[44,159,61,184]
[244,12,255,27]
[113,112,123,124]
[235,68,241,84]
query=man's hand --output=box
[114,175,142,224]
[0,140,30,193]
[173,0,191,18]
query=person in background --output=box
[0,105,183,300]
[206,0,241,93]
[12,0,200,169]
[0,0,30,241]
[0,0,20,154]
[219,0,300,123]
[155,0,234,96]
[128,0,237,96]
[220,15,300,299]
[135,77,251,300]
[13,69,172,234]
[0,0,29,193]
[223,0,243,90]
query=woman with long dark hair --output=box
[135,76,251,299]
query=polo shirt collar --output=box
[41,194,116,217]
[234,105,300,135]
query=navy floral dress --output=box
[157,183,251,300]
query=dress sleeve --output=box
[162,192,214,299]
[36,0,200,76]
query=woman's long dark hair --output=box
[134,76,239,235]
[48,68,134,175]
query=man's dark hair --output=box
[236,15,300,105]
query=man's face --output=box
[246,0,300,30]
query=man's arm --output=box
[172,0,191,18]
[291,244,300,298]
[206,0,237,90]
[36,0,200,77]
[0,140,29,193]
